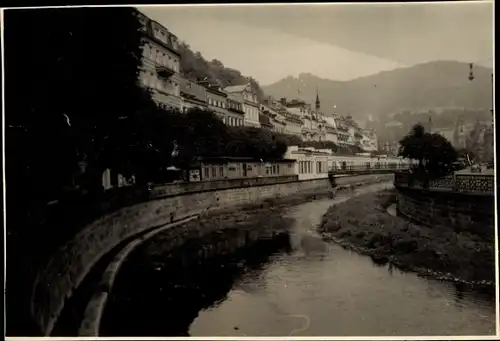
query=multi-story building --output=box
[137,11,182,110]
[224,83,261,128]
[323,113,339,144]
[359,129,378,152]
[180,77,208,113]
[203,82,230,123]
[260,104,286,134]
[334,116,352,148]
[225,93,245,127]
[259,113,274,130]
[281,97,326,142]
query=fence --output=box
[394,171,494,196]
[330,163,410,175]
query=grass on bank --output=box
[318,189,495,285]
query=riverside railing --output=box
[394,170,494,196]
[330,163,410,175]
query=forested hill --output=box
[262,61,493,120]
[178,42,265,101]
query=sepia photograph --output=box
[2,1,496,338]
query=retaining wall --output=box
[31,173,392,336]
[395,186,495,238]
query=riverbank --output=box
[100,205,294,336]
[318,189,495,288]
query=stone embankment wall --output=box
[396,187,495,238]
[31,173,392,336]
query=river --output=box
[101,182,496,337]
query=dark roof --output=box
[198,156,296,164]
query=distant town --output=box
[137,10,494,162]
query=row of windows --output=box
[298,161,328,174]
[223,116,243,127]
[152,27,178,50]
[244,106,259,122]
[265,164,292,175]
[143,45,179,72]
[208,97,226,109]
[227,100,243,112]
[299,161,313,174]
[204,165,225,179]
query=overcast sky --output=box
[139,2,493,85]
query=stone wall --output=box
[396,187,495,238]
[31,176,329,336]
[31,173,393,336]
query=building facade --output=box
[224,83,261,128]
[226,93,245,127]
[180,77,208,112]
[204,83,230,123]
[137,11,182,110]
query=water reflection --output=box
[100,227,292,336]
[190,193,495,336]
[101,182,495,337]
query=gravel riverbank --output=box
[318,189,495,288]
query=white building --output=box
[224,83,261,128]
[137,11,182,110]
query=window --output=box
[204,167,209,179]
[211,166,216,178]
[219,166,224,177]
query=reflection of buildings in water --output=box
[100,230,292,336]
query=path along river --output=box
[101,182,496,337]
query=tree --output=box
[5,7,161,334]
[5,7,156,198]
[174,108,229,169]
[398,124,457,179]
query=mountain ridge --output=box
[262,61,493,121]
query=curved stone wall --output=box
[31,177,331,336]
[395,186,495,238]
[31,173,393,336]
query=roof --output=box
[198,156,296,163]
[224,84,250,93]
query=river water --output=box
[102,182,496,337]
[189,182,496,337]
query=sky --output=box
[138,2,494,86]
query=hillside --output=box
[262,61,493,122]
[178,42,265,101]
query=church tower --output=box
[315,87,321,111]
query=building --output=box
[226,93,245,127]
[281,97,326,142]
[323,113,339,144]
[137,11,182,110]
[334,116,352,148]
[259,113,274,130]
[224,83,261,128]
[203,82,231,124]
[180,77,207,112]
[284,146,331,181]
[260,104,286,134]
[359,129,378,152]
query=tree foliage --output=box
[178,42,265,101]
[398,124,457,179]
[5,7,157,201]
